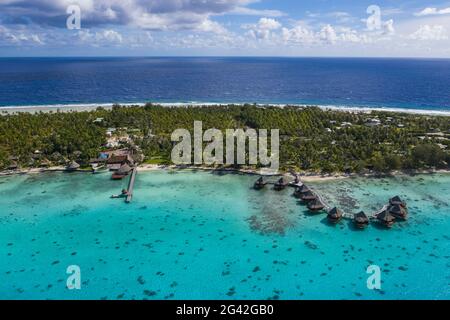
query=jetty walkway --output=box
[125,168,137,203]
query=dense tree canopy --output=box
[1,104,449,173]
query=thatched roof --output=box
[328,207,343,218]
[389,204,404,215]
[40,158,51,167]
[390,196,405,206]
[308,198,325,210]
[377,210,395,222]
[7,161,18,170]
[298,184,310,193]
[388,205,407,219]
[301,191,317,200]
[66,161,80,170]
[117,164,132,174]
[354,211,369,223]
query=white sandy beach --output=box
[2,162,449,184]
[1,102,450,116]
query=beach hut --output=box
[354,211,369,229]
[389,196,406,208]
[254,177,267,190]
[388,204,408,220]
[7,160,18,171]
[300,190,317,202]
[327,207,343,223]
[307,198,325,212]
[66,161,80,171]
[39,158,51,168]
[376,210,395,228]
[274,177,288,191]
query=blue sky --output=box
[1,0,450,57]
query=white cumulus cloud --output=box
[245,18,281,40]
[409,25,448,40]
[415,7,450,17]
[0,0,272,35]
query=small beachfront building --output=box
[7,160,19,170]
[66,161,80,171]
[40,158,51,168]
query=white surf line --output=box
[1,101,450,116]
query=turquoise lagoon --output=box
[0,170,448,300]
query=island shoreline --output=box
[1,164,449,183]
[1,102,450,117]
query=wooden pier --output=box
[125,168,137,203]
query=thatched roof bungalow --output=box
[327,207,343,223]
[376,210,395,228]
[388,204,408,220]
[307,198,325,212]
[7,160,18,170]
[300,190,317,202]
[40,158,51,168]
[254,177,267,190]
[354,211,369,229]
[389,196,406,208]
[294,184,310,198]
[66,161,80,171]
[274,177,288,191]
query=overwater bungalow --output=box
[376,210,395,228]
[307,198,325,212]
[254,177,267,190]
[274,177,288,191]
[327,207,343,223]
[354,211,369,229]
[111,164,132,180]
[289,175,302,187]
[388,204,408,220]
[300,190,317,202]
[66,161,80,172]
[294,184,310,198]
[389,196,407,208]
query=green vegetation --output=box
[1,104,449,174]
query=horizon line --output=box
[1,55,450,60]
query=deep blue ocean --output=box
[1,57,450,111]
